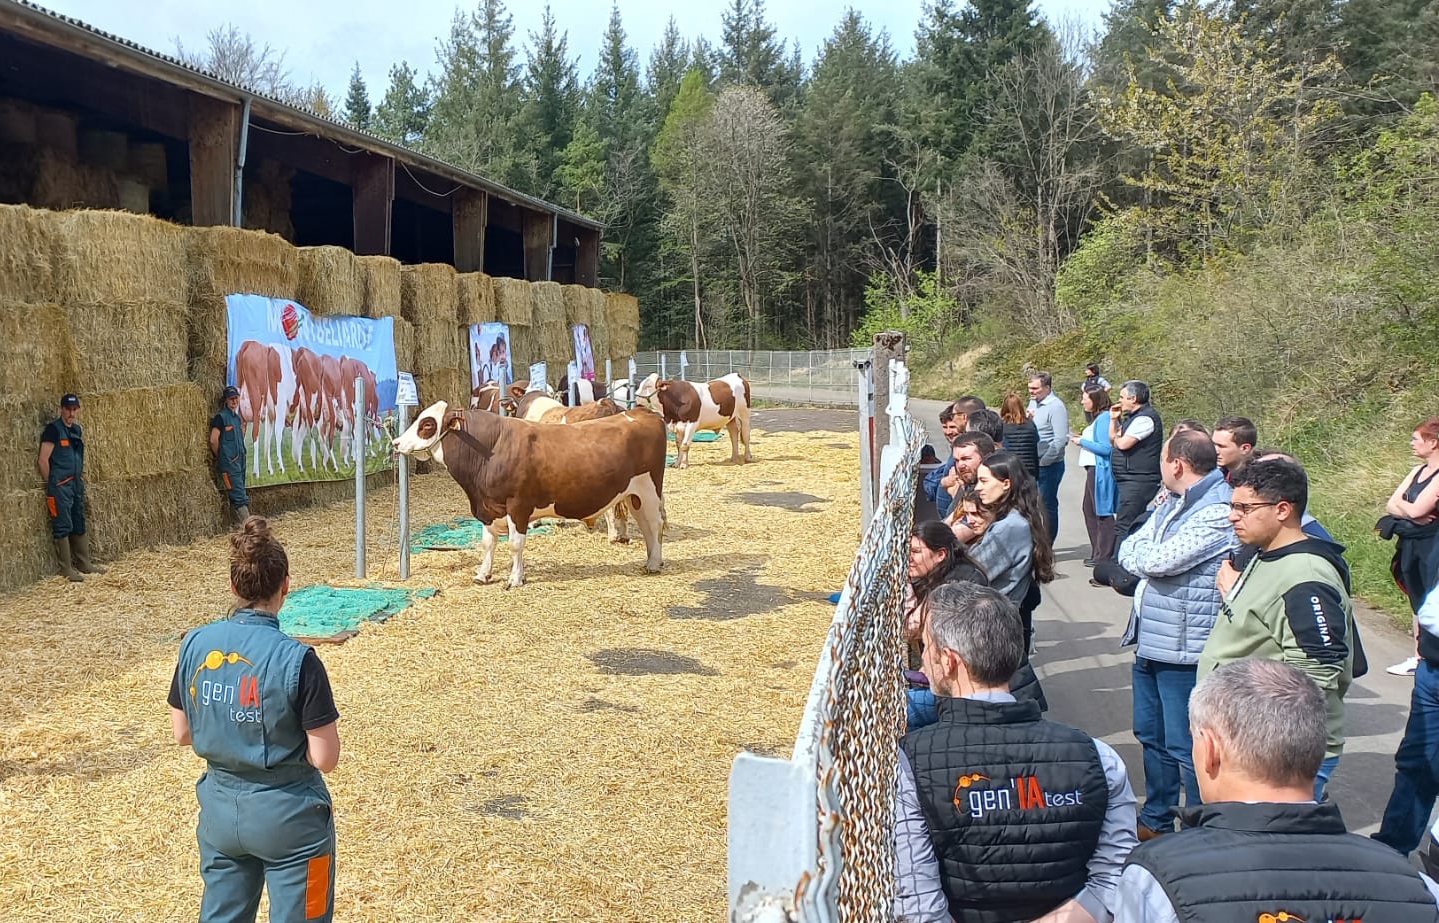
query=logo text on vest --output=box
[952,771,1084,818]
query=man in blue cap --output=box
[210,386,251,524]
[37,393,105,581]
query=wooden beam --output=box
[522,209,552,281]
[575,227,600,288]
[188,97,238,227]
[453,189,488,273]
[352,153,394,256]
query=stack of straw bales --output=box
[0,199,637,592]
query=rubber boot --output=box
[233,505,251,525]
[54,538,84,582]
[70,533,107,575]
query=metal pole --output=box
[857,359,874,531]
[354,375,366,579]
[661,353,667,381]
[872,332,905,462]
[397,402,410,580]
[605,358,612,390]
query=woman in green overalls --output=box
[169,517,341,923]
[210,386,250,523]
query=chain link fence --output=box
[625,349,869,405]
[728,375,922,923]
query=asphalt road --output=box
[759,395,1422,836]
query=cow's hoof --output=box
[473,574,494,585]
[644,563,662,574]
[505,581,523,590]
[610,535,630,545]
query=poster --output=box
[225,294,397,487]
[572,323,595,381]
[470,322,512,392]
[527,363,547,391]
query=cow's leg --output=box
[628,476,663,573]
[505,513,531,588]
[475,521,500,584]
[675,423,697,468]
[607,500,630,544]
[262,407,275,476]
[738,407,754,462]
[726,418,742,462]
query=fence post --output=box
[353,375,366,579]
[872,332,906,466]
[397,402,410,580]
[857,358,875,531]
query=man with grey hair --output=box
[1116,660,1439,921]
[1109,380,1164,549]
[894,582,1137,923]
[1028,371,1070,542]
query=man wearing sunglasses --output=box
[1199,457,1359,801]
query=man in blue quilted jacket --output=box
[1117,428,1237,842]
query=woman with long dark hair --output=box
[967,451,1056,644]
[905,520,988,648]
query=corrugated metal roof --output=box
[0,0,602,230]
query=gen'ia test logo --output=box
[188,650,264,723]
[1259,915,1361,923]
[953,771,1084,819]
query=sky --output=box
[38,0,1110,104]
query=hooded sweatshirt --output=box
[1198,537,1355,758]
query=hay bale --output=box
[0,488,52,593]
[117,178,150,215]
[532,282,569,370]
[127,142,167,188]
[0,397,59,493]
[358,256,402,319]
[493,276,533,327]
[508,323,538,376]
[605,292,640,361]
[53,209,188,304]
[457,273,496,326]
[64,300,189,391]
[0,300,77,401]
[401,264,460,374]
[297,245,363,316]
[79,130,129,171]
[35,111,77,160]
[187,224,299,300]
[415,367,470,409]
[82,383,211,481]
[86,467,226,560]
[393,317,415,372]
[562,285,594,326]
[31,156,120,211]
[0,99,38,145]
[0,205,60,301]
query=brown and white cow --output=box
[635,372,753,468]
[471,381,502,412]
[393,402,667,587]
[290,346,324,472]
[235,339,280,479]
[505,384,621,425]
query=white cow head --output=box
[634,373,662,412]
[393,400,456,464]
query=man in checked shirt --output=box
[893,582,1137,923]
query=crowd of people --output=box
[903,370,1439,921]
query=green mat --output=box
[690,430,722,443]
[278,585,438,640]
[410,517,553,552]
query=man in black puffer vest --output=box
[1116,659,1439,922]
[894,582,1138,923]
[1108,380,1163,549]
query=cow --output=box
[318,354,346,472]
[338,356,380,463]
[557,372,598,406]
[392,402,667,587]
[234,340,280,479]
[290,347,324,472]
[635,372,753,468]
[267,344,297,475]
[471,381,502,412]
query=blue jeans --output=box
[1376,660,1439,854]
[1315,755,1339,802]
[1133,658,1199,830]
[1037,460,1064,542]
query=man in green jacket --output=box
[1199,456,1357,800]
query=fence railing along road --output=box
[628,349,868,406]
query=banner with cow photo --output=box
[225,295,398,487]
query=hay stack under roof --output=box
[31,156,120,212]
[65,300,189,391]
[0,488,51,592]
[186,224,300,301]
[86,468,226,561]
[297,246,363,317]
[358,256,402,320]
[401,264,461,375]
[562,285,594,327]
[605,293,640,361]
[493,276,533,327]
[82,384,211,481]
[52,210,188,305]
[457,272,496,326]
[532,282,569,370]
[0,205,60,301]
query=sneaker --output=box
[1083,558,1096,567]
[1388,656,1420,676]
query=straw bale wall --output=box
[298,246,364,316]
[457,272,496,326]
[358,256,402,319]
[0,201,632,592]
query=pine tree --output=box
[344,62,372,130]
[717,0,801,107]
[590,3,644,151]
[652,69,718,347]
[521,4,580,198]
[646,18,691,130]
[372,61,431,145]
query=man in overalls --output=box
[210,386,251,523]
[37,393,105,581]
